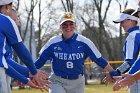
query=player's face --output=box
[9,10,20,26]
[60,21,76,39]
[120,19,133,32]
[3,3,13,16]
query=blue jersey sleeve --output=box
[122,29,140,74]
[12,42,37,75]
[35,45,52,69]
[128,58,140,74]
[123,32,140,64]
[6,58,29,78]
[94,57,108,68]
[84,39,108,68]
[6,64,28,84]
[1,16,22,45]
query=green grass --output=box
[12,84,128,93]
[85,84,127,93]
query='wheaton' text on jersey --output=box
[54,52,84,60]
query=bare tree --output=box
[35,0,56,57]
[76,0,114,60]
[61,0,74,12]
[29,0,36,55]
[93,0,113,58]
[22,0,38,42]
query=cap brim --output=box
[113,18,125,24]
[0,0,16,6]
[113,13,139,24]
[60,19,75,25]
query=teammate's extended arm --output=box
[35,47,51,69]
[110,34,139,78]
[2,16,37,75]
[83,38,113,71]
[128,58,140,74]
[12,42,37,75]
[6,64,29,84]
[6,64,45,89]
[7,58,29,77]
[110,59,134,77]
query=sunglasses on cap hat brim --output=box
[131,7,140,16]
[60,12,76,25]
[113,13,138,23]
[0,0,17,6]
[60,19,75,25]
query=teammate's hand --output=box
[30,71,51,92]
[26,78,44,89]
[102,72,114,85]
[113,74,136,91]
[112,76,123,91]
[37,70,48,80]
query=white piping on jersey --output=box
[76,34,101,58]
[40,34,102,59]
[125,30,140,59]
[39,35,62,54]
[7,16,22,42]
[50,59,54,74]
[39,35,62,74]
[2,38,8,69]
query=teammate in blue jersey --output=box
[5,7,48,91]
[33,12,114,93]
[104,8,140,93]
[0,0,48,93]
[112,6,140,92]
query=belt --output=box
[60,74,83,80]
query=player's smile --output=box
[61,21,76,39]
[62,21,75,31]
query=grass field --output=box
[12,84,128,93]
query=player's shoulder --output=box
[0,13,16,28]
[0,13,12,22]
[39,34,62,54]
[77,34,92,44]
[128,29,140,40]
[48,34,62,44]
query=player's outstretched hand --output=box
[113,74,136,91]
[112,76,123,91]
[30,71,51,92]
[37,70,49,80]
[27,78,43,89]
[102,72,114,85]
